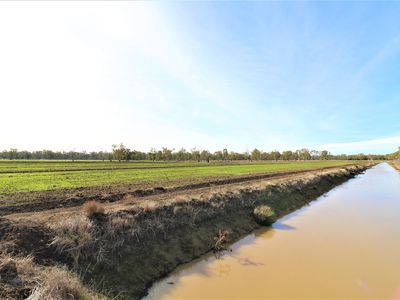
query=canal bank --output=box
[84,164,372,299]
[146,163,400,299]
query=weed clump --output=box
[213,229,230,252]
[253,205,276,226]
[82,201,105,219]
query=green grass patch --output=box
[0,160,365,194]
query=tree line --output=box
[0,144,393,161]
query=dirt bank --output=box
[0,163,373,299]
[391,160,400,171]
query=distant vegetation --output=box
[386,147,400,160]
[0,143,393,161]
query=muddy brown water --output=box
[145,163,400,299]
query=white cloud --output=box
[315,136,400,155]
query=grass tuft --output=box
[82,201,105,219]
[50,216,94,265]
[27,266,96,300]
[253,205,276,226]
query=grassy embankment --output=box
[0,160,367,194]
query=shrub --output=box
[213,229,230,252]
[82,201,105,219]
[253,205,276,226]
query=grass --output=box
[253,205,276,225]
[82,201,105,219]
[28,266,99,300]
[0,160,218,173]
[0,160,367,194]
[0,253,103,300]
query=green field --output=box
[0,160,366,194]
[0,160,218,173]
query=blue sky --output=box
[0,1,399,154]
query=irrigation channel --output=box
[145,163,400,299]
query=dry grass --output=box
[51,212,137,266]
[1,254,99,300]
[109,216,132,231]
[143,201,157,212]
[213,229,230,252]
[172,195,190,204]
[27,266,99,300]
[82,201,105,219]
[122,194,136,203]
[1,250,105,299]
[50,216,95,265]
[0,253,37,280]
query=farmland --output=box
[0,161,375,300]
[0,160,367,195]
[0,159,377,300]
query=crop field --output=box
[0,160,217,173]
[0,160,366,195]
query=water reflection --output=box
[272,221,295,231]
[145,163,400,299]
[232,256,264,267]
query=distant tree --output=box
[251,148,261,161]
[222,148,229,161]
[282,150,293,161]
[298,149,311,160]
[214,150,223,161]
[162,147,173,161]
[0,145,391,161]
[176,148,188,161]
[271,150,281,161]
[112,143,129,162]
[9,148,18,160]
[191,148,201,162]
[320,150,329,160]
[200,150,211,162]
[310,150,320,160]
[155,150,163,161]
[148,148,157,161]
[260,151,269,160]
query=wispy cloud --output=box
[316,136,400,155]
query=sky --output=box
[0,2,400,155]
